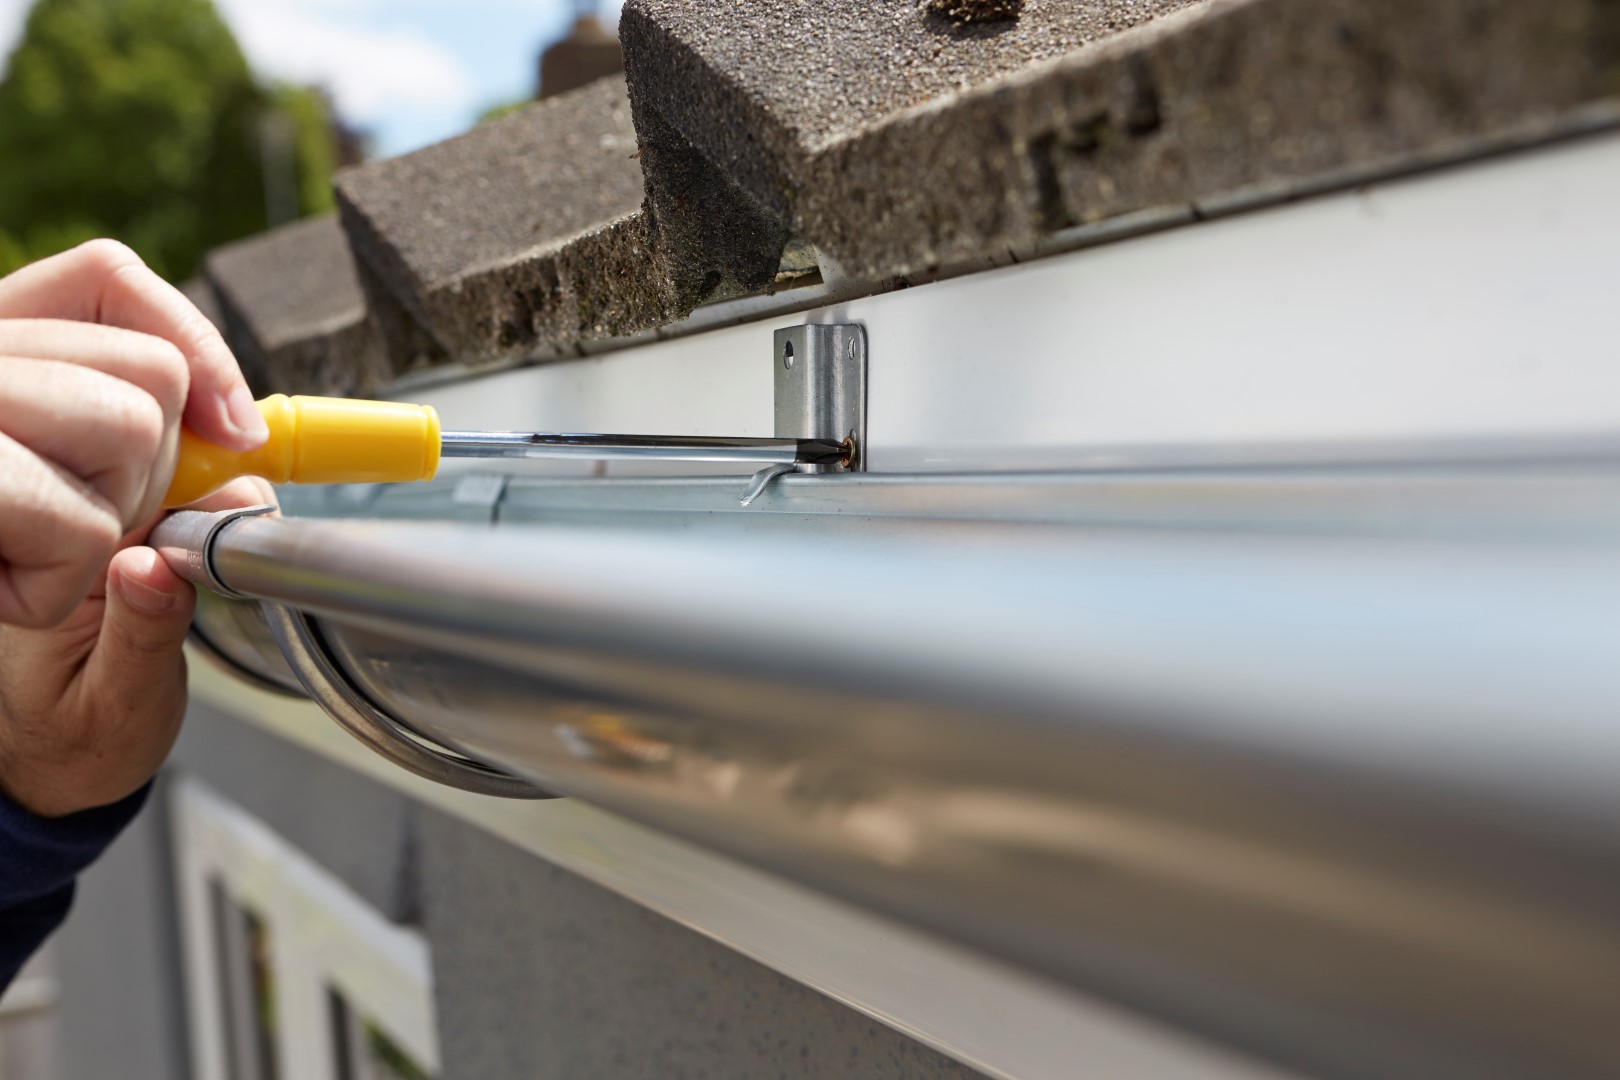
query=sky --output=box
[0,0,624,159]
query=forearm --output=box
[0,783,149,990]
[0,242,264,988]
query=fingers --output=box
[0,543,192,818]
[104,544,196,633]
[0,240,267,451]
[0,432,123,628]
[0,320,189,422]
[0,321,189,522]
[187,475,280,514]
[0,355,175,528]
[94,546,193,726]
[41,545,192,814]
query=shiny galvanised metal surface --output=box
[258,602,553,798]
[154,488,1620,1080]
[439,431,849,466]
[773,324,866,473]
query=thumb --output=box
[37,545,198,815]
[92,545,196,695]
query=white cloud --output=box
[0,0,30,67]
[1,0,480,127]
[0,0,618,154]
[215,0,475,125]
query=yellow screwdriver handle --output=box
[163,394,442,508]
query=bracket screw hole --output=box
[783,341,795,370]
[847,338,858,361]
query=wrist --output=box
[0,754,143,819]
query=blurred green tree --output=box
[0,0,340,280]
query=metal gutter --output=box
[168,132,1620,1078]
[156,472,1620,1080]
[184,664,1302,1080]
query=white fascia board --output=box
[418,130,1620,477]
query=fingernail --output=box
[225,386,270,445]
[118,572,178,615]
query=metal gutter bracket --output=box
[743,323,867,506]
[156,503,277,599]
[262,604,554,799]
[154,507,554,799]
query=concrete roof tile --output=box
[334,77,686,365]
[622,0,1620,281]
[199,0,1620,383]
[204,214,389,396]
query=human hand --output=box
[0,478,277,818]
[0,240,273,817]
[0,239,272,627]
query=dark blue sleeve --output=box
[0,784,149,991]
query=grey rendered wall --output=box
[417,809,987,1080]
[54,705,987,1080]
[54,775,192,1080]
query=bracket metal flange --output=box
[743,324,867,506]
[774,323,867,473]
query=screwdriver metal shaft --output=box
[440,431,850,467]
[165,394,855,509]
